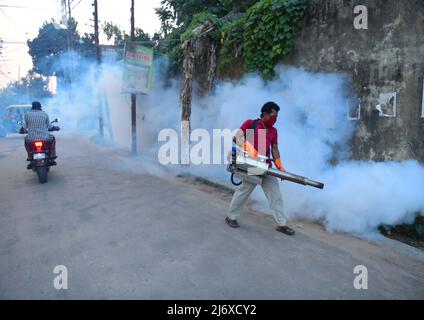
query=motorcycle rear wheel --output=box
[35,166,48,184]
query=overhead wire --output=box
[0,7,29,36]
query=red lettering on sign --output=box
[126,52,151,62]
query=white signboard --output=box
[377,92,396,117]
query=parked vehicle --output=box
[1,104,32,134]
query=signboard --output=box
[122,42,153,94]
[377,92,396,117]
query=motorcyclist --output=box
[23,101,57,168]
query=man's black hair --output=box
[32,101,42,110]
[261,101,280,117]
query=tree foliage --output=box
[102,21,153,47]
[102,22,126,45]
[27,18,96,77]
[155,0,307,79]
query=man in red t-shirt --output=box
[226,102,295,236]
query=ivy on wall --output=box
[242,0,307,78]
[161,0,308,79]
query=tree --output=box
[27,18,96,78]
[155,5,176,37]
[102,22,125,46]
[102,21,153,47]
[154,0,307,79]
[27,20,73,76]
[153,0,255,72]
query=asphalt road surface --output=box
[1,135,423,299]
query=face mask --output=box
[264,115,277,127]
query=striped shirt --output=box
[24,110,52,140]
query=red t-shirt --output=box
[240,119,278,160]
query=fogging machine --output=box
[227,147,324,189]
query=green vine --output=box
[220,0,307,79]
[218,17,245,72]
[175,0,307,79]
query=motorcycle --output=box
[18,119,60,184]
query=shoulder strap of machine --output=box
[249,119,259,130]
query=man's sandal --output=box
[276,225,295,236]
[225,217,240,228]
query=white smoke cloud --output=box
[308,160,424,234]
[45,54,424,237]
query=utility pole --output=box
[130,0,137,154]
[67,0,73,63]
[62,0,74,87]
[93,0,101,64]
[67,0,72,28]
[93,0,104,139]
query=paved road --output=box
[0,135,423,299]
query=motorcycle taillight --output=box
[34,141,43,153]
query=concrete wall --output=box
[285,0,424,162]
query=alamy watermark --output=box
[53,265,68,290]
[353,5,368,30]
[353,265,368,290]
[158,122,268,166]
